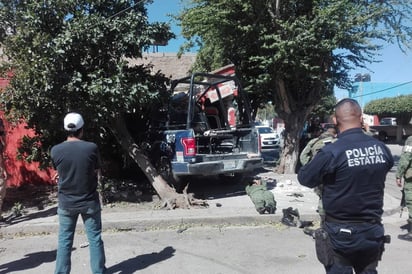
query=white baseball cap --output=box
[64,112,84,131]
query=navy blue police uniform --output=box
[298,127,394,274]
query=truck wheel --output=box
[378,131,387,142]
[218,173,247,184]
[156,157,188,192]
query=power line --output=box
[352,80,412,99]
[106,0,145,21]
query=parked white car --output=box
[256,126,280,149]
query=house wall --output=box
[0,111,53,187]
[1,76,53,187]
[128,52,197,80]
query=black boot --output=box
[398,220,412,241]
[281,208,296,226]
[288,207,300,219]
[266,206,276,214]
[257,207,266,214]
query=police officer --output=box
[298,98,394,274]
[396,135,412,241]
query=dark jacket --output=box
[298,128,394,221]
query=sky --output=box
[147,0,412,99]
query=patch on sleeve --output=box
[404,145,412,153]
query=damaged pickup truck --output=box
[147,72,263,190]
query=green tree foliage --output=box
[256,103,276,123]
[364,95,412,125]
[178,0,412,173]
[310,94,337,122]
[0,0,174,167]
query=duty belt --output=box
[325,215,381,224]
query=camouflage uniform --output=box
[396,136,412,240]
[245,178,276,214]
[300,131,336,166]
[300,130,336,222]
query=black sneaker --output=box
[398,233,412,241]
[281,216,296,227]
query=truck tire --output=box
[218,173,249,184]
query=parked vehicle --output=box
[256,126,280,149]
[256,126,281,163]
[369,117,412,141]
[380,117,397,126]
[147,72,263,189]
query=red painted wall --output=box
[1,77,54,187]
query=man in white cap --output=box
[51,112,106,274]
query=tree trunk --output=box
[276,114,306,174]
[109,114,207,209]
[273,78,312,174]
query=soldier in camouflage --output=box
[396,135,412,241]
[300,127,337,166]
[300,127,337,224]
[245,176,276,214]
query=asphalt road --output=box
[0,220,410,274]
[0,144,409,274]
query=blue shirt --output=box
[298,128,394,221]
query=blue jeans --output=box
[55,206,106,274]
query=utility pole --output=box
[352,73,371,108]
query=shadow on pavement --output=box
[184,166,279,201]
[106,246,176,274]
[2,206,57,227]
[0,250,56,274]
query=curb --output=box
[3,208,404,238]
[0,211,322,237]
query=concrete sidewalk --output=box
[0,171,405,237]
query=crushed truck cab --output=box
[148,70,263,188]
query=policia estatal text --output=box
[298,99,393,274]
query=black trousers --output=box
[322,221,384,274]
